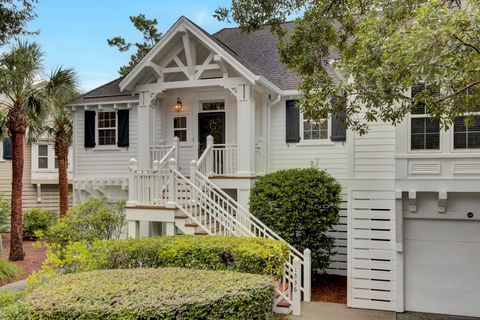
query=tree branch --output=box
[435,79,480,103]
[451,33,480,56]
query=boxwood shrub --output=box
[250,168,341,271]
[28,268,275,320]
[23,208,57,240]
[37,236,289,279]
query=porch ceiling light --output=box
[175,98,183,112]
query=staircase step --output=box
[276,299,291,308]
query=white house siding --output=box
[0,142,70,213]
[73,107,138,179]
[268,98,349,178]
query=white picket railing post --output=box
[206,135,214,175]
[127,158,138,206]
[152,160,160,171]
[292,257,302,316]
[190,160,197,186]
[304,249,312,302]
[167,158,177,208]
[173,137,180,169]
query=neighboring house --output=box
[0,95,73,213]
[66,17,480,318]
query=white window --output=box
[173,116,187,142]
[454,115,480,149]
[38,145,49,169]
[98,111,117,146]
[410,83,440,150]
[201,101,225,111]
[302,116,328,141]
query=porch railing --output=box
[150,137,179,169]
[197,135,238,177]
[127,159,170,206]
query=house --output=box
[67,17,480,317]
[0,94,73,213]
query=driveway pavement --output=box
[292,302,395,320]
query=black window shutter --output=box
[84,111,96,148]
[330,96,347,142]
[3,136,12,160]
[286,100,301,143]
[117,109,129,147]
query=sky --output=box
[25,0,235,92]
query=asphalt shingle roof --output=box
[71,18,340,103]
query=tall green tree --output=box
[107,14,162,77]
[216,0,480,133]
[0,0,37,45]
[0,42,78,261]
[44,68,79,217]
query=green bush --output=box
[0,289,27,320]
[250,168,341,271]
[36,236,289,279]
[28,268,275,320]
[0,193,9,234]
[41,199,125,247]
[0,259,21,282]
[23,209,57,240]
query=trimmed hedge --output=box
[28,268,275,320]
[38,236,289,278]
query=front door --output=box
[198,112,225,157]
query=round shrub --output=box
[250,168,341,271]
[23,208,57,240]
[42,199,125,247]
[27,268,276,320]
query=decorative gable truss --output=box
[120,17,260,95]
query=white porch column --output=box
[235,84,255,176]
[138,92,154,169]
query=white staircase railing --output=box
[127,155,311,315]
[197,135,238,177]
[150,137,179,169]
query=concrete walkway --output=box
[293,302,395,320]
[0,279,27,291]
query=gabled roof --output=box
[69,78,137,105]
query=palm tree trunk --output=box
[58,144,69,217]
[9,130,25,261]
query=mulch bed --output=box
[312,273,347,304]
[0,233,46,286]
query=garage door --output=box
[405,218,480,317]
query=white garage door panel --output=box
[405,219,480,318]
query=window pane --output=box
[174,130,187,142]
[454,132,467,149]
[38,145,48,157]
[99,112,116,128]
[304,121,311,130]
[468,132,480,149]
[411,134,424,150]
[202,101,225,111]
[468,116,480,131]
[425,134,440,149]
[412,104,426,115]
[311,130,320,140]
[411,118,425,134]
[304,131,311,140]
[38,157,48,169]
[454,117,466,133]
[174,117,187,129]
[426,118,439,133]
[99,129,116,145]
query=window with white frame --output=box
[302,116,328,141]
[38,144,49,169]
[98,111,117,146]
[173,116,187,142]
[454,115,480,149]
[201,101,225,111]
[410,83,440,150]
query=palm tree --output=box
[44,68,79,216]
[0,41,77,261]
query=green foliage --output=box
[216,0,480,133]
[0,193,10,233]
[0,0,37,46]
[27,268,275,320]
[34,236,289,281]
[22,209,57,240]
[250,168,341,271]
[107,14,162,76]
[41,199,125,248]
[0,259,20,281]
[0,289,28,320]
